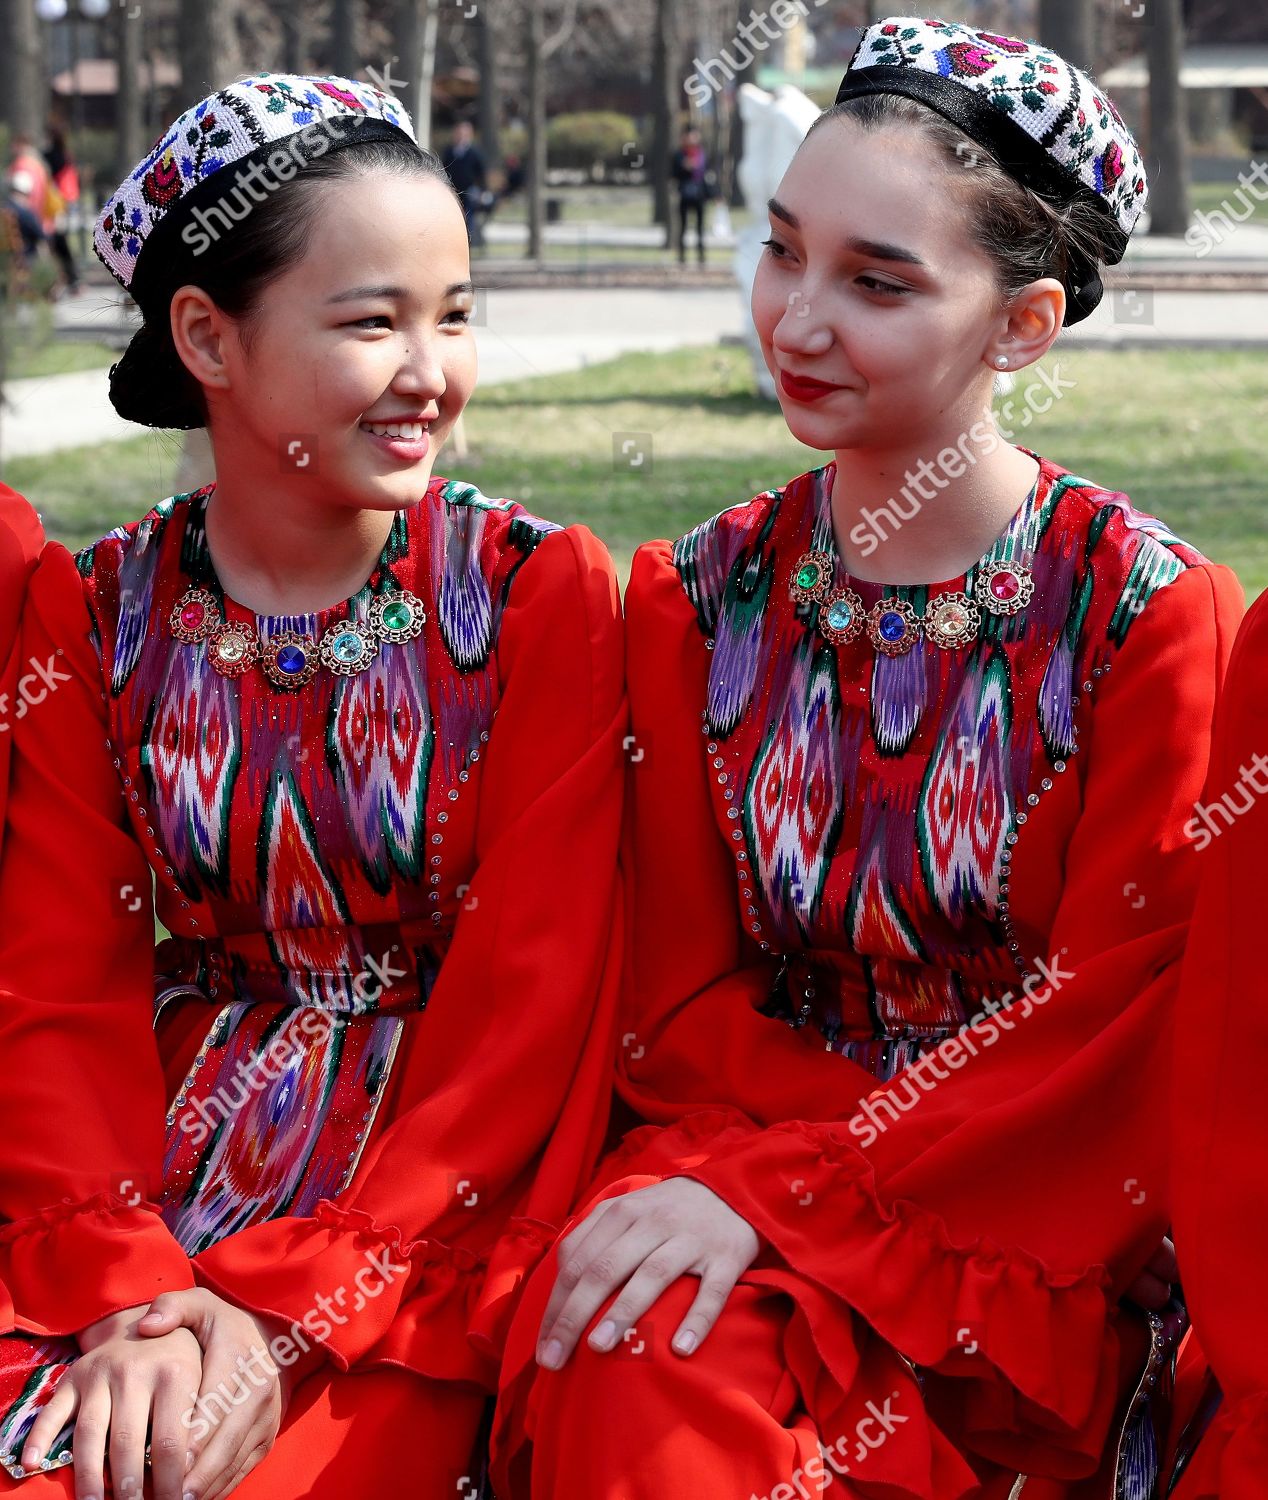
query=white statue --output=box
[735,82,822,400]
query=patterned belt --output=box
[154,933,432,1255]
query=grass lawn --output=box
[5,342,1266,598]
[5,335,117,379]
[3,303,117,380]
[1190,178,1268,227]
[490,183,754,235]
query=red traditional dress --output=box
[0,484,45,857]
[0,477,625,1497]
[493,451,1243,1499]
[1162,591,1268,1498]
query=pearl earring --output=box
[995,355,1009,369]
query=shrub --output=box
[546,112,644,178]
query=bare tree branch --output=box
[542,0,580,60]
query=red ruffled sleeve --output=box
[0,541,196,1336]
[613,543,1243,1481]
[0,483,46,859]
[192,525,627,1385]
[1169,590,1268,1498]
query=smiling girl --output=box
[492,18,1243,1500]
[0,74,624,1500]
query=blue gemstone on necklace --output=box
[879,612,907,642]
[277,644,307,675]
[826,600,854,630]
[332,630,363,663]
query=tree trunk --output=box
[651,0,675,240]
[474,0,501,175]
[1146,0,1190,235]
[394,0,439,151]
[114,1,144,184]
[330,0,359,78]
[178,0,241,108]
[279,0,309,74]
[1037,0,1094,75]
[726,0,756,208]
[525,0,545,260]
[1,0,43,144]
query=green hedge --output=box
[545,112,644,176]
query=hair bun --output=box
[108,321,204,430]
[1059,241,1105,325]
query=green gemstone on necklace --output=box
[381,600,413,632]
[796,563,821,592]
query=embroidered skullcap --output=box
[835,17,1148,324]
[93,73,417,428]
[94,73,415,298]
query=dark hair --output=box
[809,94,1111,322]
[109,133,456,429]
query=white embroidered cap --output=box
[836,16,1148,319]
[94,72,416,295]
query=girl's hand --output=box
[536,1178,760,1370]
[136,1288,305,1500]
[22,1302,202,1500]
[1124,1235,1179,1312]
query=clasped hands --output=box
[22,1288,321,1500]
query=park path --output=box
[1,285,744,460]
[3,266,1267,460]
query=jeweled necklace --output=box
[789,552,1033,657]
[168,587,427,690]
[790,470,1039,657]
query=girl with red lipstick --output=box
[492,18,1242,1500]
[0,75,624,1500]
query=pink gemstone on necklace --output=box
[989,569,1021,601]
[180,602,206,630]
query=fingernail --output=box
[589,1320,616,1352]
[674,1329,698,1355]
[21,1449,39,1468]
[186,1451,195,1468]
[139,1310,163,1323]
[539,1338,564,1369]
[184,1491,197,1500]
